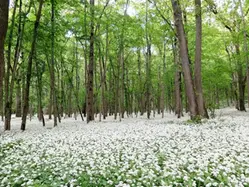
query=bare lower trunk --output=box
[157,66,161,115]
[173,39,183,118]
[0,43,5,121]
[235,45,246,111]
[175,69,182,118]
[16,78,22,117]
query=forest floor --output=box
[0,108,249,187]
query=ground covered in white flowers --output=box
[1,108,249,187]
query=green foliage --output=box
[27,12,36,22]
[5,0,249,121]
[0,140,23,159]
[186,115,202,124]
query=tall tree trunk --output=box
[99,46,105,121]
[21,0,44,131]
[63,66,84,121]
[114,58,119,120]
[174,70,182,118]
[118,0,128,120]
[103,25,108,119]
[74,39,79,120]
[94,44,98,118]
[137,48,144,115]
[238,0,249,108]
[56,64,61,122]
[48,87,52,119]
[157,65,161,114]
[0,0,9,121]
[60,52,64,117]
[235,44,246,111]
[51,0,58,126]
[35,58,45,126]
[5,0,18,130]
[145,0,151,119]
[120,50,125,120]
[215,86,220,108]
[232,73,239,110]
[68,84,72,117]
[194,0,208,118]
[161,40,166,118]
[15,0,32,118]
[87,0,95,123]
[226,46,239,109]
[171,0,198,120]
[5,0,22,130]
[174,45,182,118]
[116,52,121,120]
[16,76,22,117]
[225,88,230,106]
[83,0,88,118]
[5,0,17,115]
[119,50,125,120]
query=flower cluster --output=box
[0,109,249,186]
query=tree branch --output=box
[148,0,176,35]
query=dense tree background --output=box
[1,0,249,130]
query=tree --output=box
[51,0,58,126]
[206,0,247,111]
[171,0,198,120]
[194,0,209,118]
[145,0,151,119]
[21,0,44,130]
[5,0,20,130]
[238,0,249,108]
[0,0,9,121]
[87,0,95,123]
[1,0,247,129]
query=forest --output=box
[0,0,249,186]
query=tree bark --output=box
[238,0,249,108]
[5,0,21,130]
[161,40,166,118]
[35,59,45,126]
[103,25,108,119]
[15,0,32,118]
[5,0,18,129]
[145,0,151,119]
[157,65,161,114]
[86,0,95,123]
[51,0,58,126]
[21,0,44,130]
[174,47,183,118]
[194,0,209,118]
[137,48,144,115]
[0,0,9,121]
[60,52,64,117]
[171,0,198,119]
[99,46,105,121]
[235,44,246,111]
[83,0,88,118]
[16,76,22,117]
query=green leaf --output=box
[27,13,36,21]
